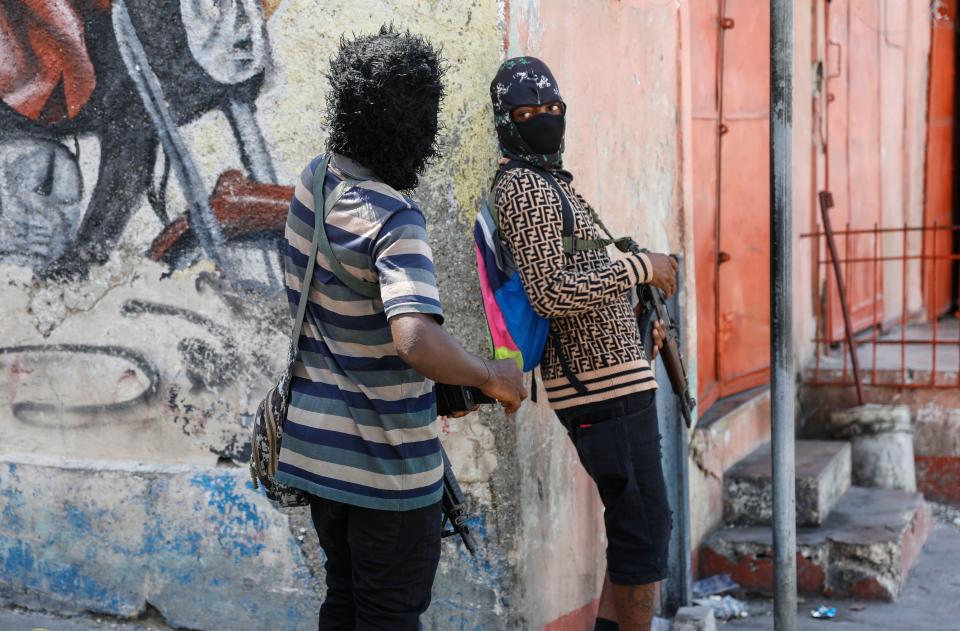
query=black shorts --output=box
[556,390,672,585]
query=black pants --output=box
[310,496,442,631]
[556,390,672,585]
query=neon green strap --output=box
[562,235,616,253]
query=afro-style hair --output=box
[325,25,445,191]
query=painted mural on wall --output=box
[0,0,296,463]
[0,4,515,628]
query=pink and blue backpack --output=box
[474,162,622,390]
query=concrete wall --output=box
[504,1,687,627]
[0,1,515,629]
[0,0,692,628]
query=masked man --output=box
[279,28,526,630]
[489,57,678,631]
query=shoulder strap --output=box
[311,162,381,299]
[579,199,635,254]
[291,154,332,344]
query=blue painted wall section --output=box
[427,516,513,630]
[0,457,321,631]
[0,457,512,630]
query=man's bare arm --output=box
[390,313,528,413]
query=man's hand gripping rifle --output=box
[626,241,697,428]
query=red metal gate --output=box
[822,0,884,340]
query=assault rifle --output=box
[630,244,697,428]
[577,201,696,427]
[440,446,479,556]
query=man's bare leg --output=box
[611,581,657,631]
[597,572,618,624]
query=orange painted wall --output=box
[504,1,687,627]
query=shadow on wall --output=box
[0,0,301,461]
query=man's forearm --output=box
[390,313,489,386]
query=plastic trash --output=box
[650,616,671,631]
[692,573,739,598]
[692,594,749,621]
[811,605,837,619]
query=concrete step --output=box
[724,439,851,527]
[700,486,933,601]
[689,387,771,548]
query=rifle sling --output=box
[314,171,378,299]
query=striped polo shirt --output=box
[275,153,444,511]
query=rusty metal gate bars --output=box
[802,223,960,389]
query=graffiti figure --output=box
[0,0,282,285]
[0,138,84,268]
[0,343,159,427]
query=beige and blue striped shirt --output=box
[276,153,444,511]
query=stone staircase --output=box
[699,439,932,601]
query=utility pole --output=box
[770,1,797,630]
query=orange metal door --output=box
[691,0,722,411]
[691,0,771,411]
[715,0,770,395]
[923,0,955,318]
[823,0,883,339]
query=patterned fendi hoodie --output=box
[493,168,657,411]
[489,56,657,411]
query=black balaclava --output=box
[490,56,566,171]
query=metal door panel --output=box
[718,118,770,391]
[691,0,720,114]
[924,0,955,317]
[825,0,851,341]
[690,0,772,406]
[824,0,883,339]
[716,0,770,391]
[691,0,721,408]
[844,0,883,329]
[693,118,719,408]
[720,0,769,114]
